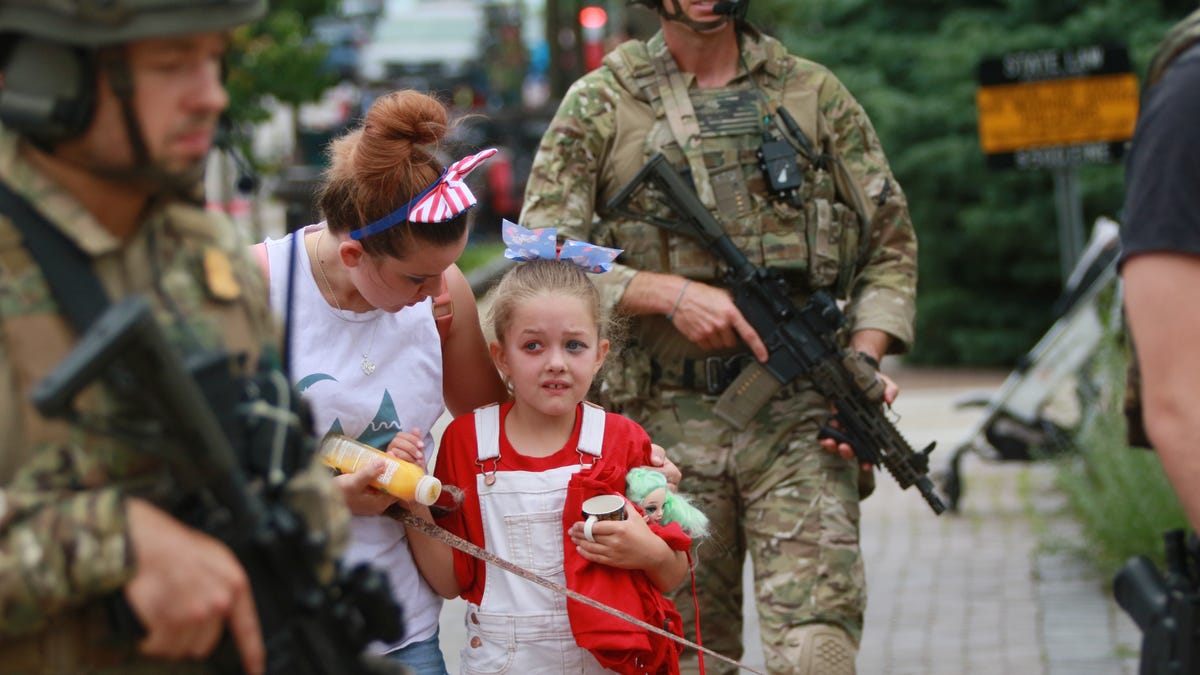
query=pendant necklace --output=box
[315,228,381,376]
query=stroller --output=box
[941,217,1122,512]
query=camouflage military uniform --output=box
[0,127,342,673]
[521,29,917,674]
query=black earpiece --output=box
[0,37,95,148]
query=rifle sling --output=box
[0,180,110,333]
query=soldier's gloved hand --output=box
[124,497,264,675]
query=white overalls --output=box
[459,403,616,674]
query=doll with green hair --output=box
[625,467,710,538]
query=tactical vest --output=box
[0,196,272,673]
[599,33,873,301]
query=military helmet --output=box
[628,0,750,22]
[0,0,266,147]
[0,0,266,47]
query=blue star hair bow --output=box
[501,220,622,274]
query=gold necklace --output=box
[315,228,381,376]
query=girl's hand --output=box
[568,501,670,571]
[334,458,397,516]
[387,428,426,466]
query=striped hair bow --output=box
[501,220,622,274]
[350,148,498,240]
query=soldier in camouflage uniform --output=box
[0,1,347,672]
[520,1,918,673]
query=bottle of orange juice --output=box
[320,434,442,506]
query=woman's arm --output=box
[441,264,507,416]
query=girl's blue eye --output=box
[567,339,587,351]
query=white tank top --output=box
[263,223,446,652]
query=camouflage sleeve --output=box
[0,329,133,636]
[520,70,638,313]
[0,470,133,637]
[818,72,918,353]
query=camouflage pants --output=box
[637,388,865,675]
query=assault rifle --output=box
[609,153,946,514]
[1114,529,1200,675]
[31,296,405,674]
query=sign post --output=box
[976,45,1138,283]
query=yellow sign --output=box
[976,73,1139,154]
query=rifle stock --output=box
[31,296,406,674]
[609,154,946,514]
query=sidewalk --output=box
[861,366,1140,675]
[435,366,1145,673]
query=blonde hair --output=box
[318,90,469,258]
[488,259,609,345]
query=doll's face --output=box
[640,487,667,525]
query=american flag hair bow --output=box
[501,220,622,274]
[350,148,498,240]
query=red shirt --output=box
[433,402,653,604]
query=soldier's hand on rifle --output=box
[335,458,398,516]
[818,344,899,468]
[124,498,264,675]
[666,277,769,362]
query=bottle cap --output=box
[413,474,443,506]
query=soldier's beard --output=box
[659,0,730,33]
[85,156,207,204]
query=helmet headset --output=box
[0,0,265,191]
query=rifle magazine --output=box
[713,361,783,429]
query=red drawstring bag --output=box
[563,463,691,674]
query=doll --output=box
[625,467,710,538]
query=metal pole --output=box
[1052,167,1086,287]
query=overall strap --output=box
[577,402,606,459]
[0,180,109,331]
[473,403,606,466]
[474,403,501,463]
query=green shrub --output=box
[1056,297,1187,572]
[458,241,506,275]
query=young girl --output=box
[407,222,691,673]
[255,90,507,674]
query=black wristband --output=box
[857,352,880,370]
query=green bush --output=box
[458,241,506,275]
[1056,297,1187,572]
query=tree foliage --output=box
[753,0,1194,365]
[226,0,338,127]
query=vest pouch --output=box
[806,198,840,288]
[667,232,722,280]
[761,195,809,275]
[803,196,859,293]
